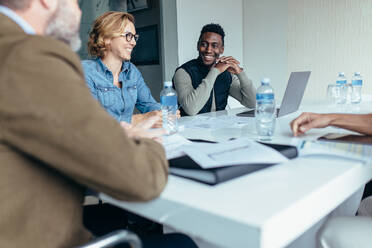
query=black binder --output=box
[169,142,298,185]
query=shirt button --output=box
[133,85,137,89]
[104,88,108,91]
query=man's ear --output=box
[221,45,224,54]
[40,0,58,12]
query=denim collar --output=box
[96,58,130,75]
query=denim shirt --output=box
[82,58,160,123]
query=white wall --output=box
[243,0,288,101]
[175,0,244,66]
[243,0,372,104]
[287,0,372,103]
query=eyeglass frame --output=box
[120,32,139,42]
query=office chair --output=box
[77,229,142,248]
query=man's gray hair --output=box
[0,0,31,10]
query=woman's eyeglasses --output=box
[120,32,139,42]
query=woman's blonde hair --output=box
[87,11,135,58]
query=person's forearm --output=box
[174,68,219,116]
[329,114,372,135]
[229,71,256,108]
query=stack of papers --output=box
[163,135,289,169]
[181,115,254,130]
[162,134,192,159]
[299,140,372,163]
[182,138,289,168]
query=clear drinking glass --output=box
[327,84,339,105]
[327,84,348,105]
[344,83,353,104]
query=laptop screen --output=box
[236,71,311,118]
[277,71,311,117]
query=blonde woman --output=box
[82,11,162,126]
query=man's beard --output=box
[45,0,81,52]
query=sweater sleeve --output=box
[229,71,256,108]
[173,68,220,116]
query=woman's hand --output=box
[132,111,162,128]
[132,110,181,129]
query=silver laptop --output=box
[236,71,311,117]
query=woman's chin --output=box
[122,55,131,61]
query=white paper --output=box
[181,137,288,169]
[299,140,372,163]
[182,115,254,130]
[162,133,193,159]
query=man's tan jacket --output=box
[0,14,168,248]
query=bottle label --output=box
[336,80,347,85]
[161,95,177,106]
[256,93,274,101]
[351,80,362,86]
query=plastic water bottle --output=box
[160,81,178,135]
[351,72,362,104]
[255,78,276,140]
[335,72,347,104]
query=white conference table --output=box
[100,102,372,248]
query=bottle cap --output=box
[164,81,172,87]
[338,72,345,76]
[261,78,270,85]
[354,72,361,76]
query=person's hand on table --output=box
[132,109,180,130]
[132,110,162,128]
[290,112,332,136]
[120,116,165,144]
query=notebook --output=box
[169,142,298,185]
[236,71,311,117]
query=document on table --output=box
[162,133,193,159]
[181,137,288,169]
[182,115,254,130]
[299,140,372,163]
